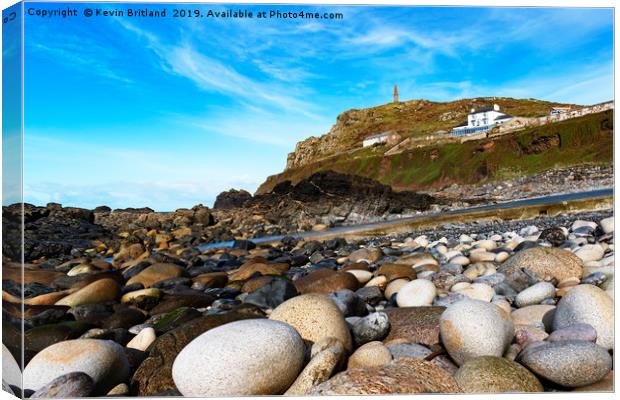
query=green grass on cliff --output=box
[295,97,577,159]
[258,110,613,193]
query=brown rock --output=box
[310,357,462,394]
[192,272,228,288]
[454,356,543,393]
[90,260,113,270]
[341,262,370,272]
[225,280,245,291]
[248,249,272,257]
[558,277,580,288]
[4,265,64,286]
[172,227,192,239]
[241,276,274,293]
[3,289,77,306]
[396,253,438,267]
[295,268,333,284]
[229,249,248,257]
[155,233,173,246]
[348,248,383,263]
[294,270,359,294]
[149,292,215,315]
[121,288,161,305]
[347,341,392,369]
[243,255,269,263]
[383,307,445,346]
[499,247,583,291]
[228,261,289,281]
[126,263,186,288]
[114,243,146,262]
[126,243,146,259]
[51,271,124,291]
[364,275,388,290]
[376,264,416,282]
[413,263,440,274]
[4,303,69,322]
[55,279,120,307]
[514,325,549,341]
[510,305,555,327]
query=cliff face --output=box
[284,97,572,171]
[258,102,612,196]
[286,135,332,170]
[286,104,403,169]
[243,170,437,228]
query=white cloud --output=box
[253,58,318,83]
[343,20,489,60]
[116,20,321,119]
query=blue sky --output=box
[3,2,22,206]
[19,4,613,211]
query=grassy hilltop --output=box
[257,98,612,194]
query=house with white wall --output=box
[362,131,402,147]
[451,104,513,136]
[550,107,572,116]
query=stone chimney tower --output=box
[393,84,399,103]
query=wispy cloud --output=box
[412,61,614,105]
[179,105,332,147]
[116,20,321,119]
[507,62,614,105]
[27,29,133,84]
[348,27,468,57]
[253,58,318,83]
[486,7,613,50]
[23,5,613,211]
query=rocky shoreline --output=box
[2,202,614,396]
[3,171,442,265]
[430,165,612,205]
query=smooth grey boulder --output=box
[172,319,305,396]
[518,340,612,388]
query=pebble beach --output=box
[2,207,614,396]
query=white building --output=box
[550,107,572,116]
[362,131,402,147]
[451,104,513,136]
